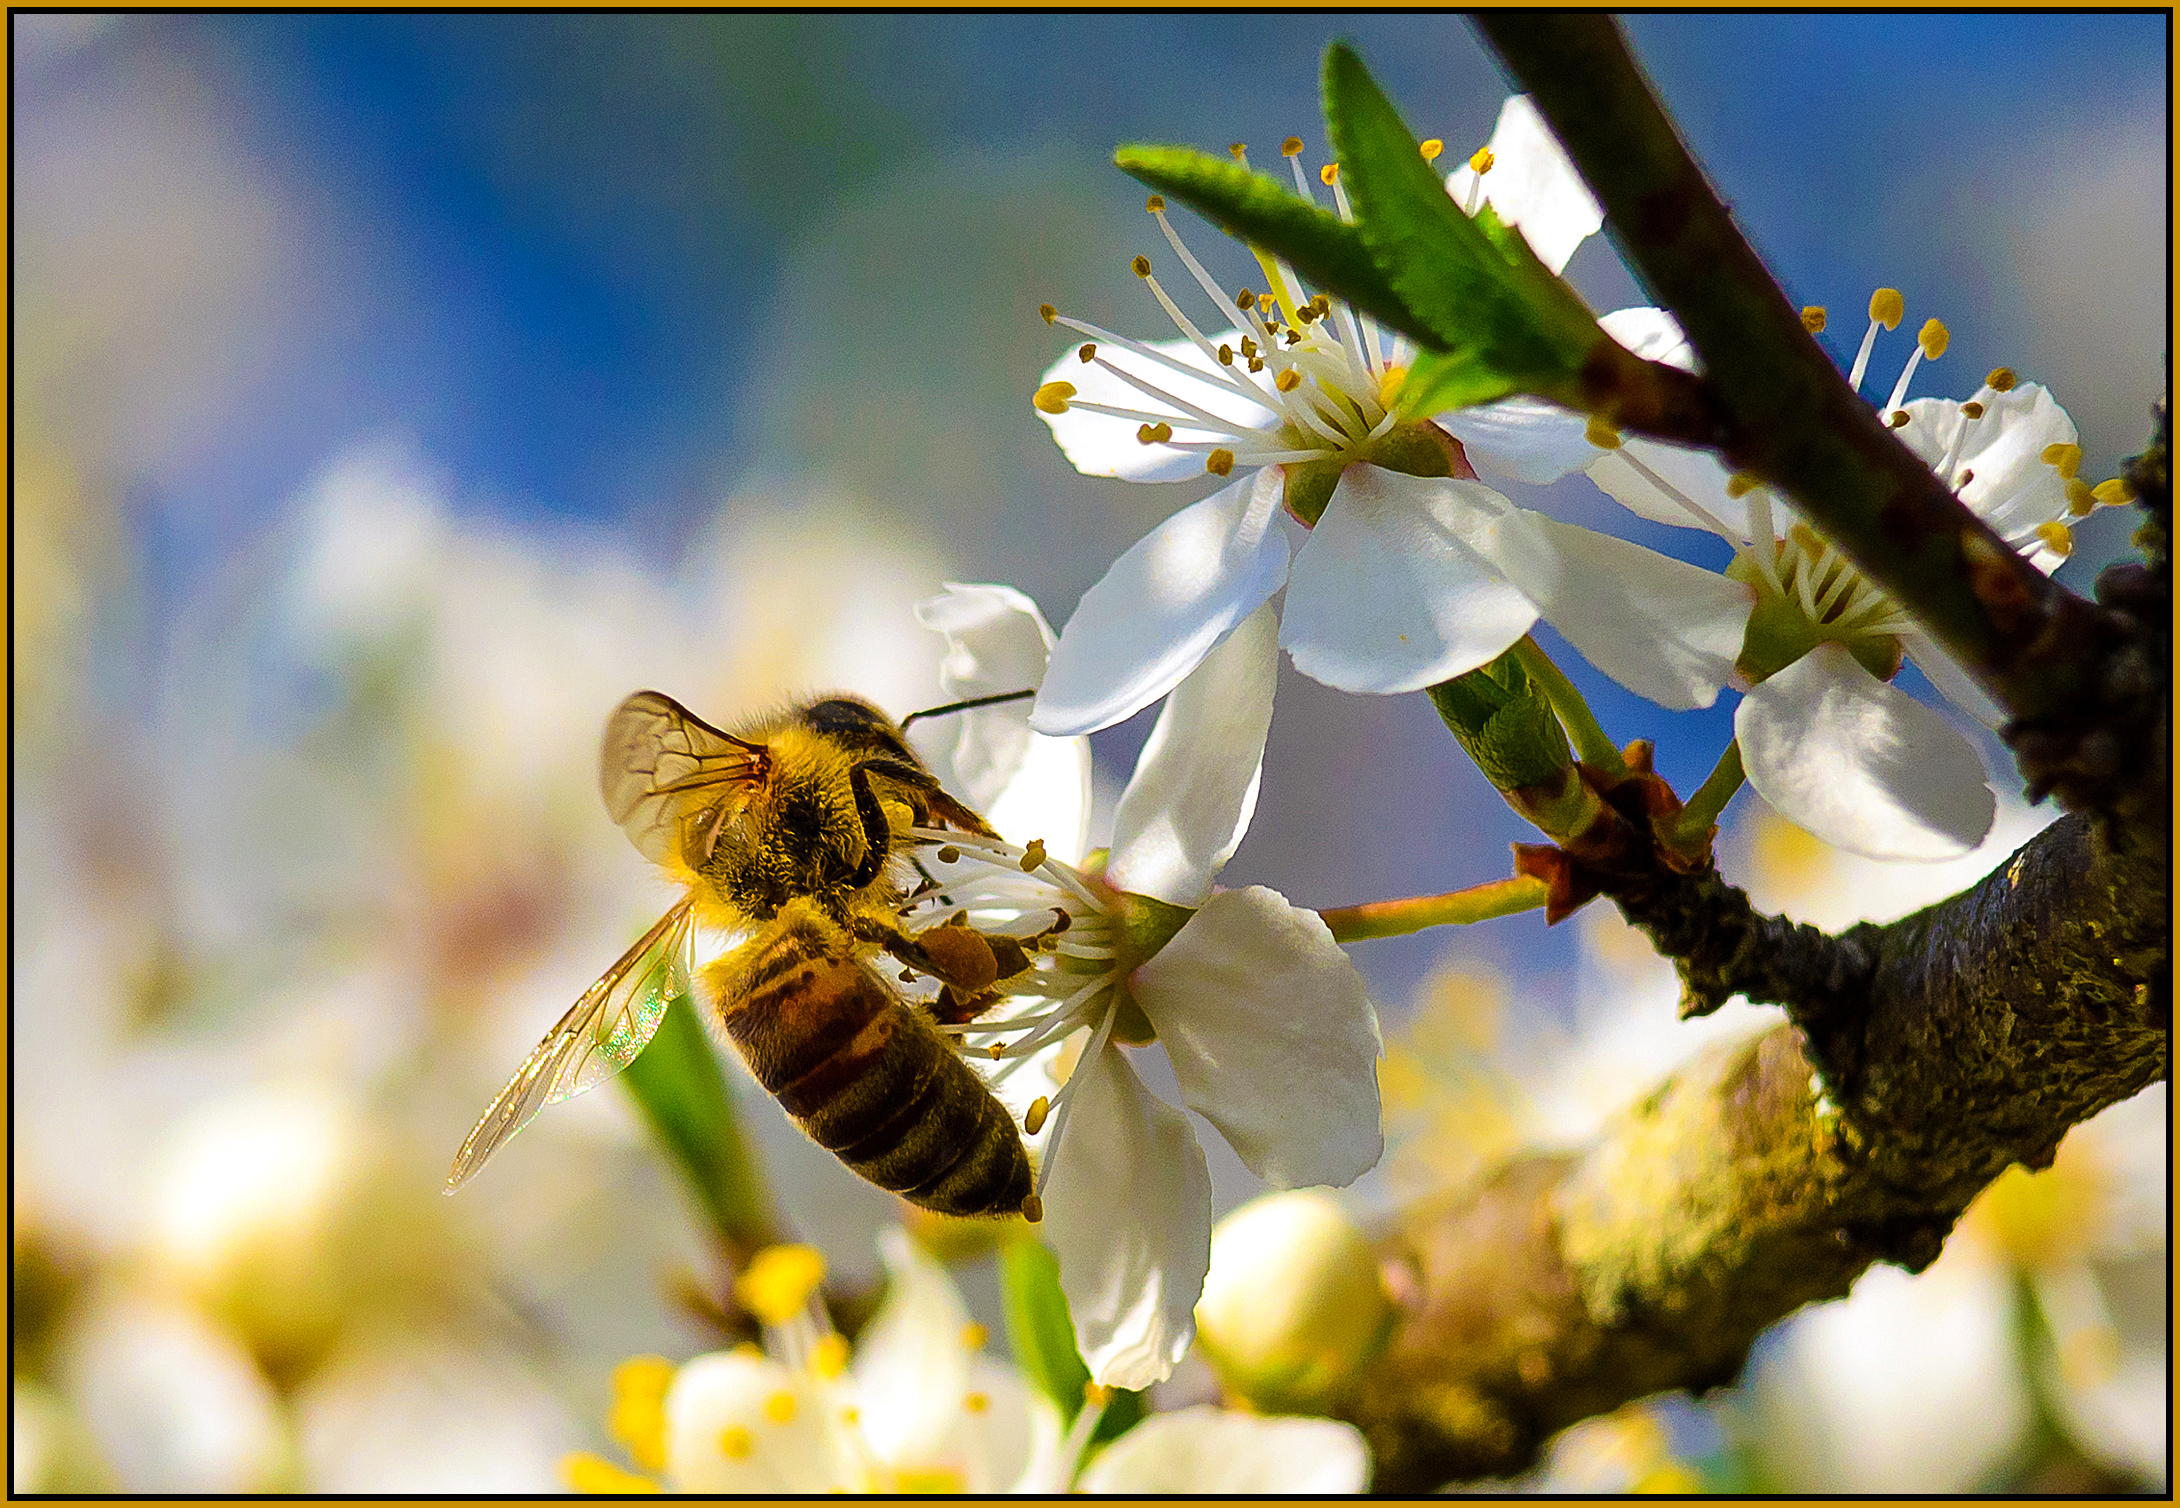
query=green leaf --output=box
[619,992,779,1257]
[1398,346,1524,417]
[1323,43,1602,404]
[996,1239,1147,1444]
[1111,144,1433,344]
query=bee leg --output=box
[842,761,896,889]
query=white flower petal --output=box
[1899,384,2078,561]
[1444,95,1603,277]
[1901,631,2007,730]
[957,1358,1055,1494]
[1074,1406,1371,1494]
[1032,470,1289,736]
[1488,509,1753,710]
[914,584,1093,860]
[1279,467,1537,695]
[665,1352,851,1493]
[1736,643,1996,861]
[850,1229,975,1471]
[1042,1043,1213,1391]
[1587,435,1753,539]
[1440,396,1601,484]
[1105,603,1277,907]
[1037,332,1274,482]
[1597,305,1698,372]
[1132,887,1383,1189]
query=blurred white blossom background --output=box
[12,13,2166,1492]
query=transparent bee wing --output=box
[445,898,697,1192]
[601,690,767,866]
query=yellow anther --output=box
[1247,357,1265,373]
[1726,472,1761,498]
[1583,415,1623,450]
[1986,366,2018,391]
[1038,303,1057,325]
[1019,838,1047,872]
[1145,194,1165,214]
[2093,478,2137,507]
[964,1391,990,1414]
[613,1355,677,1404]
[735,1244,827,1326]
[764,1390,799,1425]
[988,1042,1004,1060]
[1888,410,1910,428]
[1917,318,1949,359]
[564,1452,661,1494]
[1868,288,1905,329]
[719,1425,753,1461]
[2034,521,2074,558]
[1217,344,1234,366]
[1956,469,1974,487]
[1468,146,1495,175]
[1320,162,1339,185]
[1281,136,1304,157]
[1419,138,1444,162]
[1024,1096,1051,1136]
[1131,255,1152,278]
[1020,1193,1044,1223]
[1228,142,1247,160]
[1275,369,1302,392]
[2042,442,2082,478]
[1032,381,1076,415]
[1235,288,1257,310]
[1789,522,1827,555]
[1961,400,1985,419]
[733,1341,762,1360]
[811,1333,850,1379]
[936,844,960,864]
[1283,328,1302,346]
[1136,423,1157,445]
[1077,343,1096,364]
[1083,1382,1113,1408]
[2067,478,2095,515]
[960,1322,989,1351]
[1239,335,1258,356]
[1800,306,1827,333]
[1206,448,1236,476]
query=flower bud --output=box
[1193,1191,1393,1410]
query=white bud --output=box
[1194,1191,1393,1409]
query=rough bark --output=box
[1340,808,2168,1491]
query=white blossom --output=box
[913,585,1383,1390]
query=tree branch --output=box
[1336,809,2169,1490]
[1472,14,2142,762]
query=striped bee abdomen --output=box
[719,929,1032,1219]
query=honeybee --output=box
[446,689,1042,1219]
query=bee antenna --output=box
[899,689,1035,730]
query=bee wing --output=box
[601,690,766,866]
[445,898,697,1192]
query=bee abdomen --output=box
[725,951,1031,1219]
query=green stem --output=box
[1320,875,1550,942]
[1512,636,1622,774]
[621,993,782,1262]
[1672,738,1746,844]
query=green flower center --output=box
[1728,524,1907,684]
